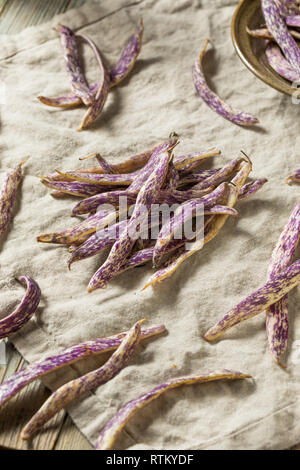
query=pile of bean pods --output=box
[37,133,267,292]
[38,19,143,130]
[205,203,300,367]
[247,1,300,83]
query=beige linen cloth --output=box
[0,0,300,450]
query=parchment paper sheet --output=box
[0,0,300,450]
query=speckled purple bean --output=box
[109,18,143,87]
[192,40,258,126]
[94,369,251,450]
[76,34,110,131]
[192,157,244,190]
[0,158,28,239]
[286,14,300,26]
[57,24,94,106]
[262,0,300,77]
[71,190,137,216]
[0,324,165,409]
[175,148,221,173]
[21,319,145,440]
[237,178,268,200]
[265,42,300,82]
[41,178,103,197]
[0,276,41,340]
[204,259,300,341]
[266,204,300,365]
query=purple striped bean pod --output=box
[286,169,300,184]
[94,369,251,450]
[0,158,28,239]
[57,24,94,106]
[204,258,300,342]
[71,190,137,216]
[77,34,110,131]
[41,178,102,198]
[179,169,220,186]
[265,42,300,82]
[192,40,258,126]
[37,209,123,245]
[163,158,180,190]
[266,203,300,366]
[56,170,134,186]
[109,18,143,87]
[192,157,244,190]
[246,26,300,40]
[88,151,172,291]
[278,1,300,17]
[261,0,300,78]
[21,319,145,440]
[0,324,165,409]
[237,178,268,200]
[0,276,41,340]
[175,148,221,173]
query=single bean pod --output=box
[237,178,268,200]
[266,203,300,366]
[71,191,137,216]
[56,170,134,186]
[175,148,221,173]
[57,24,94,106]
[265,42,300,82]
[0,324,165,409]
[109,18,144,87]
[204,259,300,342]
[0,158,28,240]
[77,34,110,131]
[179,169,220,186]
[192,157,245,190]
[246,26,300,40]
[286,14,300,26]
[0,276,41,340]
[192,40,258,126]
[37,209,122,245]
[262,0,300,78]
[21,319,145,440]
[286,169,300,184]
[94,369,251,450]
[88,151,172,291]
[41,178,102,198]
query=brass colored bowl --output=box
[231,0,296,96]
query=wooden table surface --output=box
[0,0,299,451]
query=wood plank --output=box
[55,416,93,450]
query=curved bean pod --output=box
[109,18,143,87]
[286,169,300,184]
[88,151,172,291]
[94,369,251,450]
[204,259,300,342]
[0,158,28,239]
[175,148,221,173]
[262,0,300,77]
[56,170,134,186]
[57,24,94,106]
[21,319,145,440]
[265,42,300,82]
[79,153,115,174]
[192,40,258,126]
[237,178,268,200]
[77,34,110,131]
[0,276,41,340]
[192,157,244,190]
[71,191,137,216]
[0,324,165,410]
[266,203,300,365]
